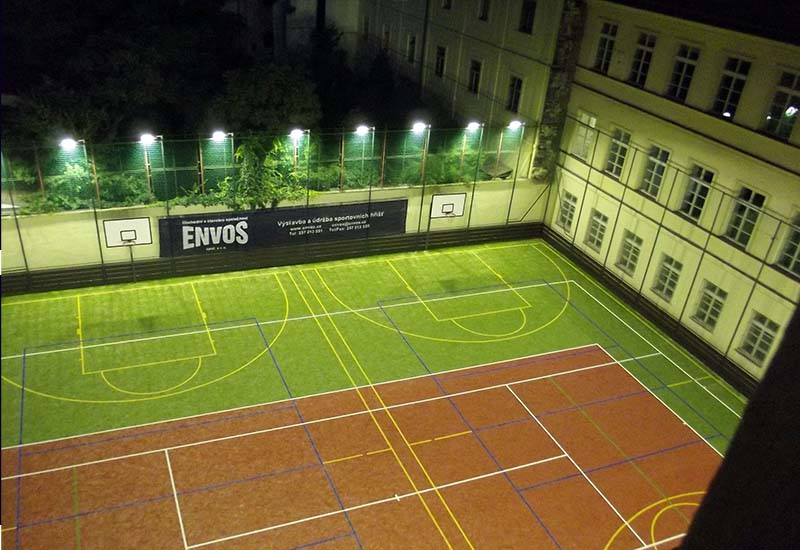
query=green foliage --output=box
[97,173,150,207]
[23,163,95,213]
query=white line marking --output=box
[2,352,658,480]
[186,454,567,548]
[165,449,189,550]
[507,385,648,547]
[2,339,594,451]
[572,280,742,420]
[596,346,724,458]
[1,280,570,361]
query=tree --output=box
[206,64,322,135]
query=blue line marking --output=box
[287,532,355,549]
[378,303,563,550]
[257,320,364,550]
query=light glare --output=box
[466,122,481,131]
[412,122,427,133]
[212,131,227,141]
[60,138,78,151]
[356,125,370,136]
[140,133,156,145]
[290,129,304,141]
[508,120,522,130]
[786,106,799,117]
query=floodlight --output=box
[786,106,799,117]
[60,138,78,151]
[290,129,304,141]
[508,120,523,130]
[722,111,732,118]
[466,122,481,131]
[212,131,227,141]
[140,133,156,145]
[356,125,370,136]
[412,122,428,133]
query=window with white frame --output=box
[557,192,578,232]
[519,0,536,34]
[640,146,669,199]
[629,32,656,87]
[652,255,682,301]
[468,60,482,94]
[740,312,780,366]
[406,35,416,64]
[725,187,765,248]
[777,215,800,277]
[764,72,800,139]
[435,46,446,78]
[585,209,609,251]
[680,165,714,221]
[712,57,751,119]
[605,129,631,178]
[572,111,597,160]
[693,280,727,331]
[506,76,523,113]
[616,230,643,275]
[666,45,700,102]
[478,0,490,21]
[594,22,618,74]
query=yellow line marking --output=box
[650,502,698,545]
[386,260,440,320]
[192,283,216,354]
[471,251,533,307]
[603,491,706,550]
[410,438,432,446]
[434,430,471,441]
[1,525,17,532]
[445,305,528,321]
[323,453,366,465]
[366,448,391,456]
[100,357,203,395]
[668,375,711,388]
[289,271,463,550]
[84,353,215,375]
[77,296,85,374]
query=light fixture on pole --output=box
[140,133,161,200]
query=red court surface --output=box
[1,344,722,549]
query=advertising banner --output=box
[159,199,408,256]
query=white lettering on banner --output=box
[182,221,248,250]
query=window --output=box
[629,33,656,87]
[605,128,631,178]
[382,25,391,50]
[594,22,618,74]
[725,187,765,248]
[406,35,416,64]
[572,111,597,160]
[478,0,490,21]
[616,231,643,275]
[435,46,446,78]
[693,281,727,331]
[506,76,523,113]
[777,215,800,276]
[557,192,578,232]
[640,145,670,199]
[585,209,609,251]
[740,312,780,366]
[468,60,482,94]
[712,57,751,119]
[441,0,452,9]
[764,72,800,139]
[519,0,537,34]
[653,255,683,301]
[680,165,714,221]
[666,45,700,102]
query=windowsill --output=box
[736,348,766,368]
[690,316,716,333]
[651,288,673,303]
[634,188,659,202]
[720,235,749,253]
[603,170,622,180]
[518,30,533,35]
[773,262,800,283]
[615,263,635,276]
[584,241,602,253]
[672,210,702,225]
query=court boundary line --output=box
[507,384,648,547]
[1,341,599,451]
[165,449,189,549]
[2,351,659,481]
[185,453,568,549]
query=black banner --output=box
[159,199,408,256]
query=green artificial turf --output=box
[0,239,746,453]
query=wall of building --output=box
[552,0,800,379]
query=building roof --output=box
[609,0,800,46]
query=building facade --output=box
[342,0,800,383]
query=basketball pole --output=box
[127,242,137,282]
